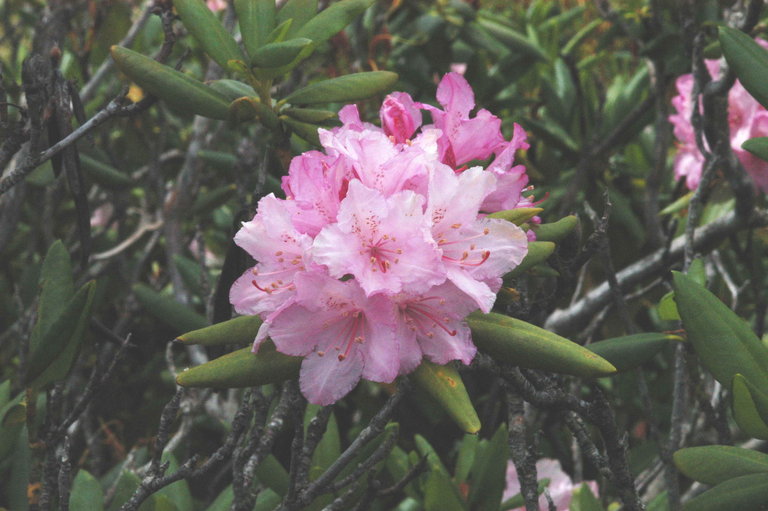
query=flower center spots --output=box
[318,310,365,361]
[402,297,456,338]
[360,234,402,273]
[250,261,303,294]
[437,227,491,267]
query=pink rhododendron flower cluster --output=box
[503,458,599,511]
[230,73,531,405]
[669,39,768,192]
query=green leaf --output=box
[719,26,768,110]
[504,241,555,278]
[133,283,208,333]
[531,216,578,242]
[236,0,276,57]
[672,271,768,395]
[486,207,543,226]
[25,281,96,386]
[681,472,768,511]
[454,434,478,485]
[175,341,301,388]
[281,116,321,146]
[659,191,694,216]
[106,471,141,511]
[207,79,257,101]
[250,38,314,68]
[586,333,682,372]
[172,255,205,297]
[80,154,133,189]
[266,18,295,43]
[158,453,194,509]
[658,291,680,321]
[173,0,245,70]
[468,312,617,378]
[191,184,237,214]
[70,470,105,511]
[305,409,341,481]
[253,489,283,511]
[570,483,604,511]
[294,0,374,44]
[254,455,289,496]
[282,107,337,123]
[228,96,280,127]
[467,424,509,511]
[415,435,465,511]
[0,396,25,460]
[276,0,317,38]
[205,485,233,511]
[111,46,231,120]
[176,315,262,346]
[732,374,768,440]
[675,445,768,485]
[283,71,398,105]
[742,137,768,162]
[476,16,547,61]
[30,240,75,355]
[412,360,481,434]
[500,480,548,510]
[8,427,31,511]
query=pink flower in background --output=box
[669,40,768,192]
[206,0,227,12]
[231,72,533,404]
[503,459,599,511]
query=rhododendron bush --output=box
[6,1,768,511]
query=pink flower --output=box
[420,72,507,168]
[427,165,529,312]
[256,273,398,405]
[394,281,478,373]
[312,180,444,296]
[206,0,227,12]
[503,458,599,511]
[669,40,768,192]
[230,73,534,404]
[229,195,313,317]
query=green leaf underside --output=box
[412,360,481,434]
[468,312,616,378]
[681,472,768,511]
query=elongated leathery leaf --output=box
[412,360,480,434]
[487,207,543,226]
[283,107,336,123]
[25,281,95,386]
[681,473,768,511]
[732,374,768,440]
[468,424,509,511]
[207,79,257,101]
[176,315,262,346]
[531,215,578,242]
[295,0,373,44]
[743,137,768,162]
[281,117,321,146]
[250,38,314,69]
[586,333,681,372]
[111,46,230,119]
[133,283,207,333]
[468,312,616,378]
[672,271,768,395]
[504,241,554,279]
[720,26,768,110]
[276,0,316,38]
[176,341,301,388]
[69,470,104,511]
[675,445,768,485]
[284,71,398,105]
[30,240,74,355]
[30,281,97,389]
[173,0,245,70]
[235,0,276,57]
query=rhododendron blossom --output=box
[231,72,533,404]
[669,39,768,192]
[503,458,599,511]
